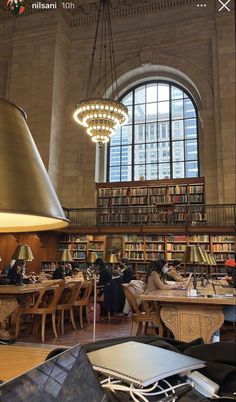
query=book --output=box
[88,341,205,387]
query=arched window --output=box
[107,81,199,182]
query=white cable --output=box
[135,382,192,396]
[162,379,175,395]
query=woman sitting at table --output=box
[7,260,25,285]
[145,259,182,292]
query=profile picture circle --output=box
[7,0,26,15]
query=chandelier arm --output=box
[107,0,119,100]
[86,0,103,98]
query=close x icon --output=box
[218,0,231,11]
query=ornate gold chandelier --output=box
[73,0,128,146]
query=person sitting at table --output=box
[52,263,65,280]
[120,258,135,284]
[166,260,186,282]
[7,260,25,285]
[1,259,16,277]
[145,259,182,292]
[95,258,112,286]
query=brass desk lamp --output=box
[181,245,207,289]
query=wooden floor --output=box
[15,315,235,347]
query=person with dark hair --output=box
[7,260,25,285]
[120,258,135,283]
[94,258,112,285]
[52,263,65,280]
[145,259,182,292]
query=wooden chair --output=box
[73,280,93,328]
[122,284,163,336]
[15,280,65,342]
[56,281,82,335]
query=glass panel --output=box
[172,141,184,161]
[122,92,133,106]
[135,86,145,104]
[186,161,198,178]
[134,144,145,164]
[146,143,158,163]
[158,163,170,179]
[158,121,170,141]
[110,146,120,166]
[127,105,133,123]
[146,123,157,142]
[134,124,145,144]
[158,84,169,101]
[172,99,183,119]
[121,165,132,181]
[172,120,184,140]
[184,98,196,118]
[134,104,145,123]
[184,119,197,139]
[171,86,183,100]
[121,125,132,145]
[121,145,132,165]
[158,101,169,121]
[110,126,121,145]
[185,140,198,161]
[146,84,157,103]
[146,103,157,122]
[158,142,170,162]
[134,165,146,181]
[146,164,158,180]
[109,166,120,182]
[173,162,185,178]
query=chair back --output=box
[122,284,142,315]
[58,281,83,307]
[39,280,65,312]
[76,280,93,303]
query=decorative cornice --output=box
[0,0,200,26]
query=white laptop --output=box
[88,341,205,387]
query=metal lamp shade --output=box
[0,98,68,232]
[182,245,207,264]
[87,252,98,264]
[12,244,34,261]
[209,254,217,266]
[61,249,73,262]
[107,254,118,264]
[202,250,211,265]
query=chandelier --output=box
[73,0,128,146]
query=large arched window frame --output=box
[107,80,199,182]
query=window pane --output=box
[110,147,120,166]
[159,163,170,179]
[172,141,184,161]
[121,165,132,181]
[134,144,145,164]
[121,125,132,145]
[110,126,121,146]
[171,86,183,99]
[186,161,198,178]
[121,145,132,165]
[135,86,145,104]
[146,123,157,142]
[109,166,120,182]
[158,84,169,101]
[146,103,157,122]
[146,164,158,180]
[184,98,196,118]
[185,119,197,139]
[127,105,133,123]
[172,99,183,119]
[173,162,185,178]
[134,165,145,181]
[172,120,184,140]
[146,84,157,102]
[146,143,158,163]
[158,142,170,162]
[185,140,198,161]
[158,122,170,141]
[122,92,133,106]
[134,104,145,123]
[158,101,169,121]
[134,124,145,144]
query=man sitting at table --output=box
[7,260,25,285]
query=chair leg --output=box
[70,308,77,330]
[33,316,40,335]
[131,320,139,336]
[41,314,46,343]
[85,305,90,325]
[61,309,65,335]
[79,306,83,329]
[15,314,21,338]
[52,312,58,338]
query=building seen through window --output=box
[107,81,199,182]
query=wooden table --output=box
[0,344,57,382]
[141,286,235,343]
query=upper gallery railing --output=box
[63,204,236,230]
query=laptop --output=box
[88,341,205,387]
[0,344,108,402]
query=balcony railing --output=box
[63,204,236,230]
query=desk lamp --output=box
[12,244,34,280]
[61,249,73,275]
[107,253,118,269]
[201,250,212,285]
[181,245,207,289]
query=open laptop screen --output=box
[0,344,108,402]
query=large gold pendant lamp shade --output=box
[0,98,68,232]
